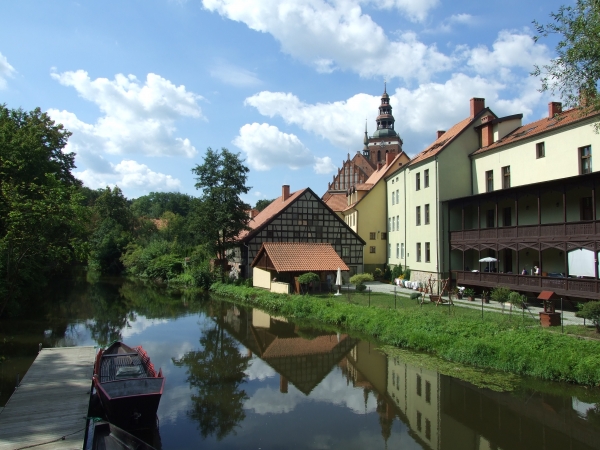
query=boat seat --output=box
[99,354,150,383]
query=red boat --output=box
[93,341,165,429]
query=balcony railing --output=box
[450,220,599,243]
[454,271,599,299]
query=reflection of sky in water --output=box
[74,312,418,449]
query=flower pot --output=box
[468,296,474,301]
[483,298,490,304]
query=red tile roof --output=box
[238,188,308,240]
[262,334,350,359]
[409,116,475,166]
[251,242,349,272]
[471,107,600,155]
[322,192,348,212]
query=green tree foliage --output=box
[350,273,374,292]
[491,287,511,303]
[0,105,89,316]
[297,272,320,285]
[131,191,195,218]
[576,301,600,331]
[532,0,600,127]
[191,148,251,279]
[255,198,274,212]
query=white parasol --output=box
[334,267,342,296]
[479,256,498,272]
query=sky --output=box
[1,0,568,205]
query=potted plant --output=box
[456,286,464,299]
[463,288,475,301]
[481,290,490,304]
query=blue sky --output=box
[1,0,567,205]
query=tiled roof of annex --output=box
[238,188,307,241]
[471,107,600,156]
[261,334,350,359]
[251,242,349,272]
[408,116,475,166]
[322,192,348,212]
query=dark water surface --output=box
[1,276,599,450]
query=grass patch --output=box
[210,282,600,386]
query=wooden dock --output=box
[0,346,96,450]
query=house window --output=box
[342,247,350,257]
[392,218,395,232]
[416,243,422,262]
[425,419,431,440]
[536,142,545,158]
[267,230,273,238]
[389,218,392,231]
[416,374,422,396]
[581,197,593,221]
[486,209,495,228]
[381,232,387,240]
[486,170,494,192]
[396,189,399,204]
[370,232,376,240]
[417,412,422,432]
[416,206,421,226]
[392,192,395,205]
[370,246,376,253]
[502,166,511,189]
[401,243,405,259]
[424,204,430,224]
[425,242,430,263]
[389,243,391,256]
[503,207,511,227]
[424,169,429,188]
[396,243,399,259]
[425,380,431,404]
[416,172,421,191]
[396,215,399,230]
[580,145,592,174]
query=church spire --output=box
[362,119,369,157]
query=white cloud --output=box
[0,51,16,89]
[209,60,262,87]
[366,0,439,22]
[74,159,182,193]
[202,0,452,81]
[49,70,202,158]
[314,156,336,174]
[232,123,315,171]
[428,13,475,33]
[467,30,551,78]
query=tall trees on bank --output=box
[0,105,89,316]
[533,0,600,124]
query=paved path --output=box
[0,346,96,450]
[356,281,586,325]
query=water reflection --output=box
[1,277,600,450]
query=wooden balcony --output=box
[454,271,600,300]
[450,221,599,245]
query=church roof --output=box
[322,192,347,212]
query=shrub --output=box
[145,254,183,280]
[298,272,320,285]
[384,265,391,281]
[491,286,511,303]
[463,288,476,298]
[373,268,384,280]
[576,301,600,331]
[391,264,403,280]
[403,268,411,281]
[350,273,374,285]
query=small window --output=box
[536,142,545,158]
[486,170,494,192]
[381,232,387,240]
[396,215,399,230]
[416,242,422,262]
[388,218,391,231]
[396,243,399,259]
[396,189,399,204]
[369,232,376,240]
[342,247,350,257]
[416,206,421,226]
[425,419,431,441]
[416,172,421,191]
[580,145,592,174]
[416,374,422,396]
[502,166,511,189]
[392,192,395,205]
[425,380,431,404]
[369,246,376,253]
[425,242,430,263]
[392,218,395,232]
[424,169,429,188]
[266,230,273,238]
[417,412,422,432]
[424,204,430,225]
[401,243,405,259]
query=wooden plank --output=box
[0,346,96,450]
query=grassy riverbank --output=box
[210,282,600,386]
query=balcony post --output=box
[477,201,481,239]
[537,189,541,227]
[515,194,519,226]
[461,201,465,231]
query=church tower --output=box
[367,82,403,166]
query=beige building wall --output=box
[387,168,407,274]
[472,118,600,194]
[253,267,271,289]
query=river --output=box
[0,276,599,449]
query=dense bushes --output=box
[210,283,600,385]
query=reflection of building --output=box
[221,306,357,395]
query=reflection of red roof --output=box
[262,335,349,359]
[472,108,600,155]
[322,192,347,212]
[251,242,349,272]
[238,188,307,240]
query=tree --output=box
[191,148,251,280]
[255,198,275,212]
[532,0,600,127]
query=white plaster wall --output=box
[253,267,271,289]
[271,281,290,294]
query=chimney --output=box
[548,102,562,118]
[481,115,494,147]
[282,185,290,201]
[386,152,394,166]
[437,130,446,139]
[377,162,382,171]
[470,98,485,118]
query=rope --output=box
[12,427,86,450]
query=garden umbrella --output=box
[334,267,342,296]
[479,256,497,272]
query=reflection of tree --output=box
[173,304,250,440]
[85,281,129,347]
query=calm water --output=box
[1,276,599,450]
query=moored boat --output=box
[90,421,157,450]
[93,341,165,429]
